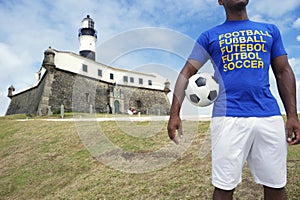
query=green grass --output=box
[0,117,299,199]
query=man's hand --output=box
[167,115,183,145]
[167,59,202,145]
[286,117,300,145]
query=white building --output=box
[6,15,170,116]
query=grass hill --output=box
[0,114,299,199]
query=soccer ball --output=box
[185,73,219,107]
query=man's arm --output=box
[167,59,202,144]
[271,55,300,145]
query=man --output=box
[167,0,300,199]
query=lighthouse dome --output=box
[78,15,97,38]
[82,15,94,29]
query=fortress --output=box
[6,15,171,116]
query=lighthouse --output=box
[78,15,97,60]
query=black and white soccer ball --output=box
[185,73,219,107]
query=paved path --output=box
[17,115,211,122]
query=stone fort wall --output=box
[6,75,47,115]
[6,68,170,116]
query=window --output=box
[86,93,90,103]
[98,69,102,77]
[123,76,128,83]
[82,64,88,72]
[130,77,134,83]
[148,80,152,86]
[88,20,94,29]
[113,87,121,98]
[110,73,114,80]
[139,78,143,85]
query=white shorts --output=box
[210,116,287,190]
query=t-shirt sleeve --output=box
[188,32,210,64]
[271,25,287,59]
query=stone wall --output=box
[6,75,46,115]
[48,68,76,112]
[46,68,111,113]
[6,67,170,116]
[122,87,170,115]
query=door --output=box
[114,100,120,114]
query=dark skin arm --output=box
[167,59,202,144]
[271,55,300,145]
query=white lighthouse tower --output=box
[78,15,97,60]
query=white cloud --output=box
[248,0,300,18]
[249,14,265,23]
[269,57,300,113]
[0,43,23,69]
[297,35,300,42]
[247,2,300,33]
[288,57,300,112]
[293,18,300,28]
[97,27,195,66]
[0,43,38,116]
[289,57,300,76]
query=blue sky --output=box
[0,0,300,116]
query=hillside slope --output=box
[0,117,299,199]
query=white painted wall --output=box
[79,35,96,52]
[54,50,167,91]
[13,49,168,96]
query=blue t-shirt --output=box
[189,20,287,117]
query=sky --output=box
[0,0,300,116]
